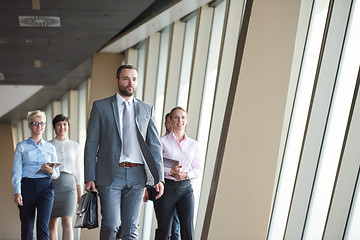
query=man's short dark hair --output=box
[116,64,137,79]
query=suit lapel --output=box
[111,94,121,139]
[133,99,141,135]
[133,99,160,183]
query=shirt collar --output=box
[169,131,188,142]
[116,92,134,106]
[53,138,69,143]
[27,137,45,146]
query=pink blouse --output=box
[161,131,202,181]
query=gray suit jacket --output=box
[84,94,164,187]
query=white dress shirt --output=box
[116,93,144,164]
[49,138,83,185]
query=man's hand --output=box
[155,181,164,200]
[14,193,23,206]
[143,189,149,202]
[85,181,96,192]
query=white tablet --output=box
[47,162,62,167]
[36,162,62,173]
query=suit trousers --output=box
[19,177,54,240]
[97,165,147,240]
[154,179,194,240]
[170,210,180,240]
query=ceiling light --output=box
[32,0,40,10]
[0,73,4,81]
[0,38,9,44]
[18,16,61,27]
[34,60,42,68]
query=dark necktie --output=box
[122,101,131,157]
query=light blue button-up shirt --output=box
[12,137,60,194]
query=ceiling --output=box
[0,0,177,124]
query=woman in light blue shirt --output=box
[12,110,60,240]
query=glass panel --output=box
[78,81,87,149]
[154,26,170,130]
[22,119,31,140]
[16,120,23,143]
[344,168,360,239]
[194,0,226,218]
[74,81,87,240]
[61,93,69,116]
[136,41,146,100]
[142,26,171,240]
[177,14,197,109]
[45,104,53,140]
[268,0,330,238]
[304,0,360,237]
[60,93,69,140]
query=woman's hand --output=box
[41,163,54,175]
[14,193,23,206]
[76,185,82,204]
[170,166,189,181]
[170,165,182,179]
[177,172,189,181]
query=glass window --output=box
[16,120,23,143]
[268,0,330,238]
[194,0,226,218]
[154,26,170,130]
[78,81,87,149]
[344,169,360,239]
[177,14,197,109]
[136,41,146,100]
[142,27,171,240]
[304,0,360,237]
[22,119,31,141]
[61,93,69,116]
[45,104,53,140]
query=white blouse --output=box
[49,138,83,185]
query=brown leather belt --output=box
[119,162,143,168]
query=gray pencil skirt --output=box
[51,172,77,218]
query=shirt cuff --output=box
[14,186,21,195]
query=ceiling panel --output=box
[0,0,170,123]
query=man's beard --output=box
[118,84,135,97]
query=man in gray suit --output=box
[84,64,164,240]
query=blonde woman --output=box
[145,107,202,240]
[12,110,60,240]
